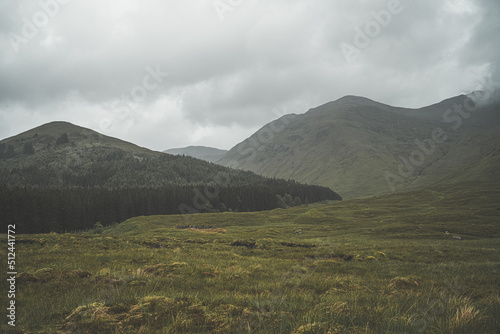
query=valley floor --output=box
[2,183,500,333]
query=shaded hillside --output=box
[0,121,340,233]
[0,121,295,188]
[164,146,228,163]
[218,93,500,198]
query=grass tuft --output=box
[8,183,500,333]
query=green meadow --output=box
[2,182,500,333]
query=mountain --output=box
[0,121,340,233]
[0,121,244,188]
[164,146,228,163]
[0,121,184,188]
[218,93,500,198]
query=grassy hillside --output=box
[0,121,338,192]
[0,121,211,187]
[1,121,154,155]
[218,95,500,199]
[0,121,340,233]
[5,182,500,333]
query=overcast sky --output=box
[0,0,498,151]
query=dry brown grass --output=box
[449,306,481,333]
[388,276,420,288]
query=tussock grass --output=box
[3,183,500,333]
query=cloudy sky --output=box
[0,0,498,151]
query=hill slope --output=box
[218,93,500,198]
[0,121,165,187]
[0,121,265,188]
[164,146,228,163]
[0,121,340,233]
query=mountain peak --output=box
[35,120,80,130]
[219,93,500,198]
[8,121,93,141]
[303,95,389,118]
[335,95,376,104]
[45,120,74,126]
[0,120,160,160]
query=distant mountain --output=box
[164,146,228,163]
[0,121,340,233]
[218,93,500,198]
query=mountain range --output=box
[163,146,228,163]
[218,92,500,198]
[1,91,499,232]
[0,121,339,233]
[3,91,499,200]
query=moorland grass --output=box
[2,182,499,333]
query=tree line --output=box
[0,182,340,234]
[0,133,341,234]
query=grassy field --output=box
[2,182,500,333]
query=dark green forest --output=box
[0,127,341,233]
[0,182,338,234]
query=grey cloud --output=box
[0,0,498,149]
[460,0,500,84]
